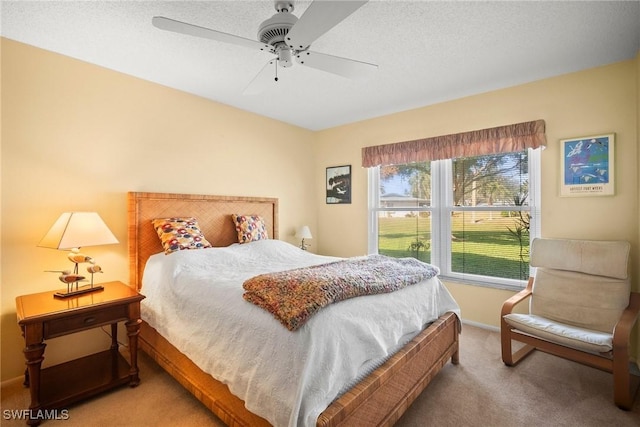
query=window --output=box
[368,149,541,289]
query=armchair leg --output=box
[613,360,640,410]
[501,322,535,366]
[502,342,535,366]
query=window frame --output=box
[368,148,541,291]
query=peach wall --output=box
[2,36,638,381]
[313,59,639,349]
[314,60,638,259]
[0,39,316,381]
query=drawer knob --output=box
[84,317,96,324]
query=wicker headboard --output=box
[128,192,279,291]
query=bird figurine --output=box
[58,272,86,284]
[86,264,104,286]
[45,269,87,294]
[45,270,86,283]
[67,248,95,265]
[87,265,103,274]
[45,249,105,296]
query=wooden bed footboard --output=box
[318,311,459,426]
[139,312,459,427]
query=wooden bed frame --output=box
[128,191,459,427]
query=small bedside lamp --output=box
[38,212,119,298]
[295,226,312,251]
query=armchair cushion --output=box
[531,268,631,333]
[530,238,629,279]
[503,313,613,353]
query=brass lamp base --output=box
[54,285,104,299]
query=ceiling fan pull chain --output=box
[274,58,279,82]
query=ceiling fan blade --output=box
[295,50,377,79]
[243,59,279,95]
[152,16,272,53]
[285,0,369,51]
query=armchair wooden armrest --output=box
[612,292,640,409]
[500,277,535,366]
[500,277,533,318]
[613,292,640,350]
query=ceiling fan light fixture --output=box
[276,46,293,67]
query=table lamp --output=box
[295,225,312,251]
[38,212,119,298]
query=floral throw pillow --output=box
[151,217,212,254]
[232,214,269,244]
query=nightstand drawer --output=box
[44,305,128,338]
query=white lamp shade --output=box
[38,212,119,250]
[295,226,313,240]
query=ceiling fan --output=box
[152,0,377,94]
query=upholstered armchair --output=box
[501,238,640,409]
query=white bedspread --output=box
[141,239,460,427]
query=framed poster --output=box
[560,133,614,197]
[326,165,351,204]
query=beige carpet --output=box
[2,324,639,426]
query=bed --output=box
[128,191,460,427]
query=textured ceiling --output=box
[2,1,639,130]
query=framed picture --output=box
[326,165,351,204]
[560,133,614,197]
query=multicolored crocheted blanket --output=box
[243,255,439,331]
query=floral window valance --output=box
[362,119,546,168]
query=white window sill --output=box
[439,275,527,292]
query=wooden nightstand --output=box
[15,281,145,426]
